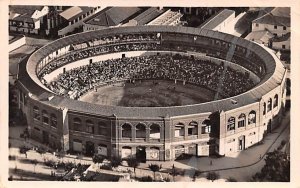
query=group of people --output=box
[46,54,255,100]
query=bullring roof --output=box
[22,26,286,118]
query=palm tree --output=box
[127,156,140,178]
[148,163,161,181]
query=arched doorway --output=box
[85,141,95,156]
[136,146,146,163]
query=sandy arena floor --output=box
[80,80,217,107]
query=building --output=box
[9,5,49,34]
[245,30,274,46]
[83,7,142,31]
[146,9,182,26]
[198,9,236,33]
[16,26,287,161]
[252,7,290,37]
[57,6,102,36]
[271,32,290,51]
[124,7,164,26]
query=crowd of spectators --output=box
[38,33,265,81]
[46,54,255,100]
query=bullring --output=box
[16,26,287,161]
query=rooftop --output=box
[84,7,142,27]
[131,7,163,25]
[199,9,235,30]
[245,30,274,41]
[271,32,291,42]
[9,5,45,16]
[59,6,95,22]
[252,10,290,27]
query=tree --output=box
[19,146,30,158]
[110,156,122,168]
[92,154,105,164]
[206,171,220,182]
[36,147,47,156]
[127,156,140,178]
[31,159,38,174]
[148,163,161,181]
[252,150,290,182]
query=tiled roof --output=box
[132,7,162,25]
[245,30,274,41]
[9,5,44,16]
[22,26,286,118]
[12,16,37,23]
[253,13,290,27]
[199,9,235,30]
[271,7,290,18]
[271,32,290,42]
[84,7,141,26]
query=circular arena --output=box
[17,26,287,161]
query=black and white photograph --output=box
[2,1,299,186]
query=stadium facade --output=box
[16,26,287,161]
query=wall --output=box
[252,23,290,37]
[9,35,26,52]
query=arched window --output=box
[174,123,185,137]
[201,119,211,134]
[42,110,49,125]
[86,120,94,134]
[248,110,256,124]
[50,113,57,128]
[150,124,160,139]
[227,117,235,131]
[274,94,279,108]
[267,98,272,112]
[98,122,107,136]
[33,106,40,121]
[73,117,82,131]
[263,102,266,115]
[238,113,246,128]
[136,123,146,138]
[188,121,198,136]
[122,123,132,138]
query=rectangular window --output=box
[283,26,286,30]
[51,117,57,128]
[33,110,40,121]
[238,120,245,128]
[87,126,94,134]
[43,115,49,125]
[256,23,259,27]
[274,25,277,29]
[282,45,286,49]
[98,126,107,135]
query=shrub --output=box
[206,172,220,182]
[100,164,112,170]
[227,177,237,182]
[139,176,153,182]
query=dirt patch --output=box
[80,80,217,107]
